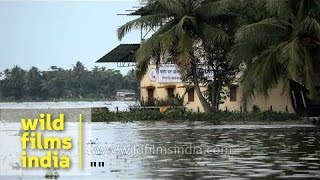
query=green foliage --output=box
[229,0,320,99]
[92,109,300,123]
[154,94,184,106]
[118,0,276,112]
[0,63,139,101]
[140,94,184,107]
[1,66,26,100]
[118,0,238,79]
[252,105,261,113]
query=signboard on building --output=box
[158,64,182,83]
[149,68,157,81]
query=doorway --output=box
[147,88,154,102]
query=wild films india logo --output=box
[20,113,83,170]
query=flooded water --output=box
[0,102,319,179]
[88,122,320,180]
[0,122,319,179]
[0,101,137,112]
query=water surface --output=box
[0,101,137,112]
[1,122,319,180]
[0,102,319,179]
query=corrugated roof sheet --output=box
[96,44,140,63]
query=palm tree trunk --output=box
[211,80,221,112]
[194,77,212,113]
[191,62,212,113]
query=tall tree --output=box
[1,66,26,100]
[194,44,237,110]
[71,61,86,98]
[26,67,42,100]
[118,0,237,112]
[229,0,320,99]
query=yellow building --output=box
[97,44,294,113]
[140,64,208,112]
[140,64,294,113]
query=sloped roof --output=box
[130,7,147,16]
[96,44,140,63]
[129,2,158,16]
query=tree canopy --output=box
[118,0,274,112]
[0,62,138,101]
[118,0,242,112]
[229,0,320,98]
[118,0,238,78]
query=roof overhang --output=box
[129,3,155,16]
[157,85,176,89]
[141,86,156,89]
[96,44,140,63]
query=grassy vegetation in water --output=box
[92,109,301,124]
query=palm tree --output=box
[118,0,236,112]
[229,0,320,99]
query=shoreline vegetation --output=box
[0,101,306,125]
[0,102,309,125]
[0,62,139,102]
[92,109,303,125]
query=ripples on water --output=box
[1,123,319,180]
[0,102,319,179]
[88,122,320,180]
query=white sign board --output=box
[158,64,182,83]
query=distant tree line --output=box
[0,61,138,101]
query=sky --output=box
[0,0,142,75]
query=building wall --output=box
[140,64,294,113]
[140,64,208,112]
[221,85,294,113]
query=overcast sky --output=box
[0,0,141,75]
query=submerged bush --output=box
[92,108,301,123]
[252,105,261,113]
